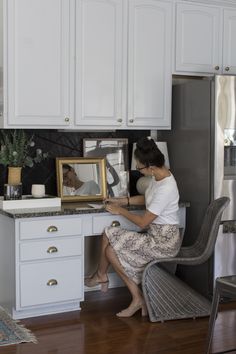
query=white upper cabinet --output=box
[2,0,172,129]
[4,0,74,128]
[75,0,173,130]
[175,2,222,74]
[223,9,236,75]
[127,0,172,128]
[175,1,236,75]
[75,0,124,128]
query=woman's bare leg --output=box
[106,245,147,317]
[85,232,110,289]
[97,232,110,280]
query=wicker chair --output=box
[142,197,230,322]
[205,275,236,354]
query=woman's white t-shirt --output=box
[145,174,179,225]
[63,180,100,196]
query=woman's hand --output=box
[104,197,128,206]
[105,203,123,215]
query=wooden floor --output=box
[2,287,236,354]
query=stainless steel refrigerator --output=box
[157,75,236,298]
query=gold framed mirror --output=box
[56,157,107,202]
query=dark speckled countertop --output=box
[0,201,190,219]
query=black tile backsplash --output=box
[0,129,149,197]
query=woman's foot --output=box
[84,271,109,292]
[116,301,148,318]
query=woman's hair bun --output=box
[134,137,165,168]
[136,137,157,152]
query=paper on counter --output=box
[87,203,105,209]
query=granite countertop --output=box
[0,201,190,219]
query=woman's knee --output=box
[102,232,109,244]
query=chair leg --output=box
[205,284,220,354]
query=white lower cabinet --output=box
[14,215,84,319]
[19,258,83,308]
[0,212,140,319]
[0,208,186,319]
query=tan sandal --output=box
[84,272,109,292]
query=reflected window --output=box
[224,129,236,177]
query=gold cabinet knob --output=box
[117,118,122,123]
[225,66,230,72]
[47,225,58,233]
[111,220,120,227]
[47,279,58,286]
[129,119,134,123]
[214,66,220,70]
[47,246,58,254]
[65,117,70,122]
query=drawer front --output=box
[92,214,140,234]
[19,258,83,308]
[20,237,83,261]
[19,217,82,240]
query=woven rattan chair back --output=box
[177,196,230,264]
[142,197,230,322]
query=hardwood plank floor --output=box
[2,287,236,354]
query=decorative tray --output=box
[0,195,61,210]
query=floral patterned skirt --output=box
[105,224,181,284]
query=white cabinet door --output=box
[127,0,172,129]
[6,0,74,128]
[175,2,221,74]
[223,9,236,75]
[75,0,124,128]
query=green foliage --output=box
[0,130,48,167]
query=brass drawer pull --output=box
[47,225,58,233]
[47,246,58,254]
[111,220,120,227]
[47,279,58,286]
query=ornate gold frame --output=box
[56,157,107,202]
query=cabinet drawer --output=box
[92,214,140,234]
[19,218,82,240]
[19,258,83,308]
[20,237,83,261]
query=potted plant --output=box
[0,130,48,185]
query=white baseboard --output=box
[84,272,125,292]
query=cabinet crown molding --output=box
[179,0,236,7]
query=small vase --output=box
[7,166,22,185]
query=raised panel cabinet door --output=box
[75,0,124,127]
[127,0,172,129]
[223,9,236,75]
[5,0,74,127]
[175,2,221,74]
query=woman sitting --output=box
[85,137,181,317]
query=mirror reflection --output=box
[62,163,101,196]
